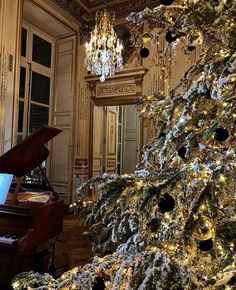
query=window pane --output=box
[118,125,121,142]
[18,101,24,133]
[30,104,49,132]
[21,28,27,57]
[118,105,123,124]
[117,163,121,175]
[32,34,52,68]
[19,67,26,99]
[118,143,121,161]
[31,71,50,105]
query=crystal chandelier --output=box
[84,9,124,82]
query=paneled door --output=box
[92,106,104,177]
[92,105,140,177]
[121,105,140,174]
[93,106,118,177]
[104,106,118,173]
[50,35,76,203]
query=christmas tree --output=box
[13,0,236,289]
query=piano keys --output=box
[0,200,64,253]
[0,125,64,289]
[0,228,25,247]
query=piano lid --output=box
[0,125,62,177]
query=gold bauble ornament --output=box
[187,29,203,46]
[192,215,214,241]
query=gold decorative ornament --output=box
[192,215,214,241]
[141,32,151,43]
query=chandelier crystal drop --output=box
[84,9,124,82]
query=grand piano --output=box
[0,125,64,289]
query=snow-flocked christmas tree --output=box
[13,0,236,289]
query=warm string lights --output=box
[84,9,123,82]
[12,0,236,289]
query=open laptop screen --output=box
[0,173,13,204]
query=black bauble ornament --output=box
[158,193,175,213]
[165,31,178,43]
[214,127,229,142]
[92,277,105,290]
[187,45,196,51]
[178,146,187,159]
[140,47,150,58]
[160,0,174,5]
[158,132,166,139]
[201,88,211,99]
[198,238,213,252]
[147,218,160,232]
[228,275,236,286]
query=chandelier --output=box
[84,9,124,82]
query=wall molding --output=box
[86,66,148,105]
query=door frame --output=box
[87,67,147,180]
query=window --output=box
[18,25,54,140]
[18,25,54,183]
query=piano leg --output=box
[48,242,56,276]
[33,250,50,274]
[32,236,58,274]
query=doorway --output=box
[92,104,140,178]
[17,1,77,201]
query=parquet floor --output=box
[54,214,95,275]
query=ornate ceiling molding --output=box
[52,0,160,32]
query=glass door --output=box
[17,24,55,184]
[18,24,54,143]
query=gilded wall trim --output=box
[86,66,147,105]
[96,83,136,98]
[0,54,8,102]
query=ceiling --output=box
[53,0,160,30]
[24,1,73,38]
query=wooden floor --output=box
[54,214,95,275]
